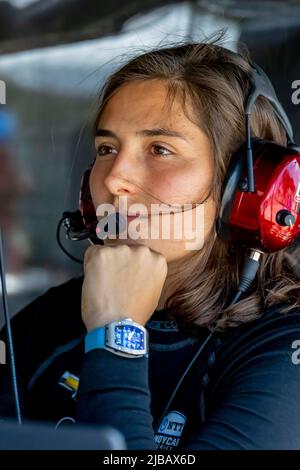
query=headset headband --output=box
[246,62,294,144]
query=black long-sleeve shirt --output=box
[1,275,300,449]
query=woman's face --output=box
[90,79,216,262]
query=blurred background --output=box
[0,0,299,323]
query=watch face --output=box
[115,325,145,351]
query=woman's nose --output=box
[104,173,138,196]
[103,151,140,197]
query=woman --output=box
[1,40,300,450]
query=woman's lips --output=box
[126,215,139,222]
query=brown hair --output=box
[93,38,300,331]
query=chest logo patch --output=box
[58,371,79,399]
[155,410,186,450]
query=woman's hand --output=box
[81,244,168,331]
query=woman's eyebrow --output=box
[138,127,189,141]
[95,128,117,138]
[95,127,189,142]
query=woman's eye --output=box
[96,145,118,157]
[152,145,172,157]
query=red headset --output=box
[72,61,300,254]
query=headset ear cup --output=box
[79,165,97,231]
[217,139,300,252]
[216,140,250,241]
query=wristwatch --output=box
[85,318,149,358]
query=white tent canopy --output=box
[0,3,239,97]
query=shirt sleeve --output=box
[180,314,300,450]
[76,349,156,450]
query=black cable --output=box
[228,249,262,306]
[56,217,83,264]
[229,289,243,305]
[155,330,213,430]
[0,229,22,424]
[246,113,255,193]
[155,248,262,430]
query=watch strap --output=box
[85,326,106,353]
